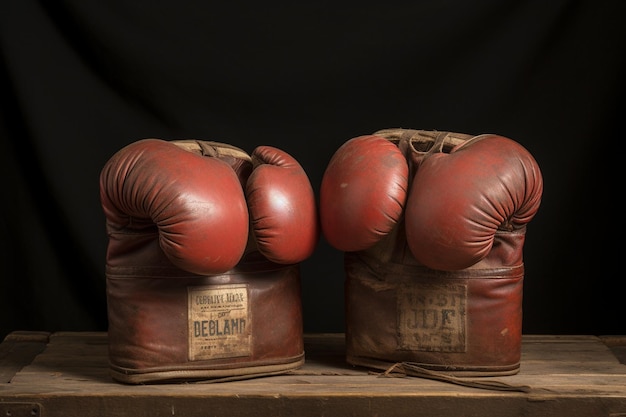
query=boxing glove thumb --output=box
[320,135,409,253]
[246,146,319,264]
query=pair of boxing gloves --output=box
[99,129,543,274]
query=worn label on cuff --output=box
[397,283,467,352]
[187,284,251,361]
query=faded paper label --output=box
[187,284,251,361]
[397,283,467,352]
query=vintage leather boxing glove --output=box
[100,139,318,383]
[320,129,543,376]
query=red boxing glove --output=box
[100,139,249,275]
[405,133,543,271]
[99,139,317,383]
[320,129,543,377]
[100,140,318,274]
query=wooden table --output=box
[1,332,625,416]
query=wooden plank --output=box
[521,335,625,377]
[0,331,49,383]
[1,332,626,417]
[601,335,626,365]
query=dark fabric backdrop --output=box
[1,1,624,341]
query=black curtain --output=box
[1,0,624,341]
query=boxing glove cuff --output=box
[344,249,523,376]
[106,250,304,384]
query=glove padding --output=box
[320,135,408,252]
[320,129,543,271]
[404,131,543,270]
[100,139,319,275]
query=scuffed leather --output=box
[106,247,304,383]
[100,139,311,383]
[341,129,543,376]
[345,229,524,376]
